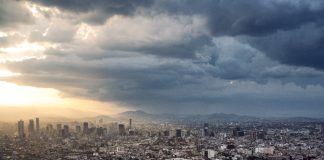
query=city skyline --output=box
[0,0,324,118]
[2,115,324,159]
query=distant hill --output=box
[186,113,259,122]
[274,117,324,122]
[116,110,259,122]
[78,110,324,123]
[80,115,116,123]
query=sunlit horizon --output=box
[0,71,127,121]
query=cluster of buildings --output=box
[17,117,40,139]
[0,118,323,159]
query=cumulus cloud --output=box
[0,0,34,29]
[244,24,324,70]
[31,0,153,24]
[0,34,25,48]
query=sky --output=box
[0,0,324,118]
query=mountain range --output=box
[83,110,324,123]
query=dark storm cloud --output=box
[154,0,324,36]
[205,0,324,37]
[152,0,324,70]
[106,35,212,59]
[3,55,324,116]
[0,0,33,29]
[31,0,153,24]
[244,24,324,70]
[29,0,324,69]
[2,38,324,116]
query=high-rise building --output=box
[164,130,170,137]
[35,118,40,132]
[18,120,25,139]
[118,124,126,136]
[28,119,35,135]
[83,122,89,134]
[203,123,209,137]
[176,129,182,138]
[96,127,104,136]
[129,118,132,129]
[76,125,81,133]
[257,131,266,140]
[56,124,62,131]
[63,125,69,133]
[62,125,69,137]
[232,127,241,137]
[250,131,257,141]
[237,131,245,137]
[46,124,53,133]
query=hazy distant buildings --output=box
[46,124,53,133]
[56,124,62,134]
[76,125,81,133]
[35,117,40,132]
[83,122,89,134]
[28,119,35,135]
[62,125,69,137]
[18,120,25,139]
[129,118,132,129]
[118,124,126,136]
[96,127,106,136]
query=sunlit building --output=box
[35,117,40,132]
[28,119,35,136]
[18,120,25,139]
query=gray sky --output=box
[0,0,324,117]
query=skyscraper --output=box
[176,129,182,138]
[76,125,81,133]
[129,118,132,129]
[35,117,40,132]
[203,123,209,137]
[96,127,104,136]
[28,119,35,135]
[164,130,170,137]
[18,120,25,139]
[57,124,62,135]
[232,127,241,137]
[118,124,126,136]
[62,125,69,137]
[83,122,89,134]
[46,124,53,133]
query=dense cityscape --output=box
[0,115,324,160]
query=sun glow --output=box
[0,80,126,120]
[0,70,21,77]
[0,41,46,62]
[0,81,65,107]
